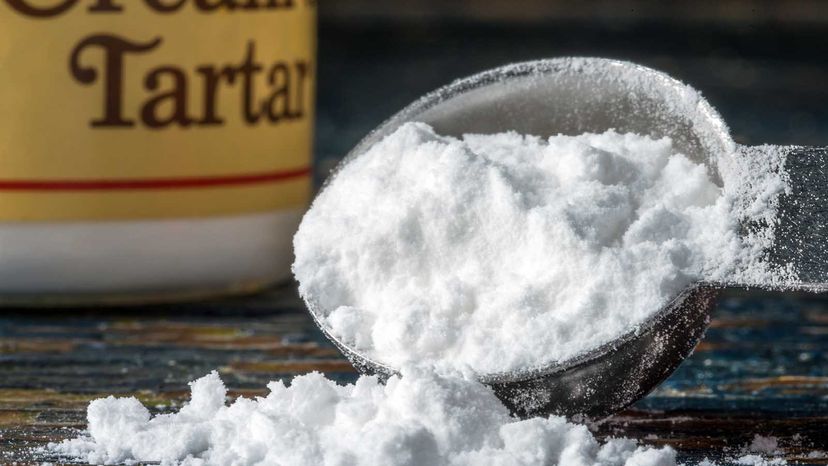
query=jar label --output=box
[0,1,315,221]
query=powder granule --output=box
[293,122,755,374]
[747,435,780,455]
[47,370,677,466]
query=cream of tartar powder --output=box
[0,1,316,304]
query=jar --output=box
[0,1,316,304]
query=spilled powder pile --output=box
[748,435,781,455]
[48,370,677,466]
[729,456,787,466]
[689,435,790,466]
[697,457,787,466]
[293,122,787,374]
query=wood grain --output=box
[0,286,825,465]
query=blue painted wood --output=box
[0,287,825,464]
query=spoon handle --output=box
[763,145,828,291]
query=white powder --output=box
[46,123,791,465]
[732,455,787,466]
[748,435,780,455]
[293,122,781,374]
[48,370,677,466]
[696,455,788,466]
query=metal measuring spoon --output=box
[301,58,828,418]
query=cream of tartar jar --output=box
[0,1,316,304]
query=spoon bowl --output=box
[306,283,719,418]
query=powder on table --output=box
[748,435,780,455]
[732,455,788,466]
[697,457,788,466]
[47,370,677,466]
[293,122,781,374]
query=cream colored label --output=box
[0,0,315,221]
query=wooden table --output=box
[0,286,825,465]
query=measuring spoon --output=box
[302,58,828,418]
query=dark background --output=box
[314,0,828,179]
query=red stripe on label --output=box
[0,167,312,191]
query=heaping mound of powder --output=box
[47,370,676,466]
[293,122,765,374]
